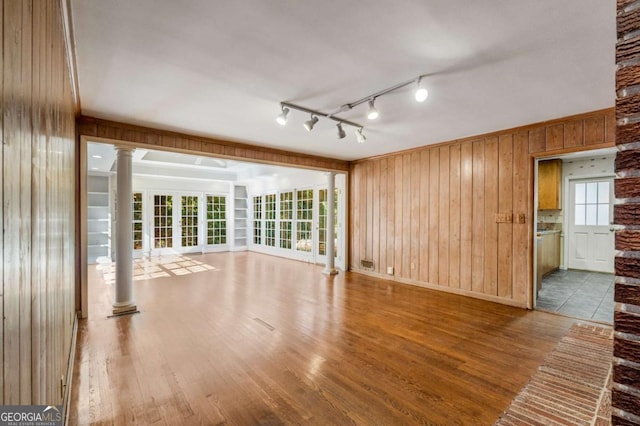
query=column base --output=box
[112,302,138,316]
[322,268,339,276]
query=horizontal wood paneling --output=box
[2,0,76,405]
[349,109,614,306]
[78,116,349,172]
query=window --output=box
[154,195,173,248]
[296,189,313,252]
[574,181,610,226]
[133,192,143,250]
[319,189,327,256]
[207,195,226,245]
[279,191,293,249]
[253,196,262,244]
[265,194,276,247]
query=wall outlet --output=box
[387,266,394,275]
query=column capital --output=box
[114,144,136,153]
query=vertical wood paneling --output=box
[402,154,411,279]
[418,150,429,282]
[371,160,379,272]
[428,149,439,284]
[471,141,485,293]
[379,159,387,275]
[409,152,420,281]
[512,132,529,303]
[497,135,513,298]
[2,0,76,405]
[438,147,450,286]
[459,143,473,291]
[449,144,461,289]
[386,158,395,274]
[349,109,614,307]
[366,162,373,261]
[359,163,366,264]
[0,0,4,403]
[394,156,403,277]
[484,137,499,296]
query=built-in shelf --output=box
[233,185,248,250]
[87,175,111,263]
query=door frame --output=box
[148,190,204,256]
[563,173,615,272]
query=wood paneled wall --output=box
[2,0,76,404]
[349,108,614,307]
[77,116,350,172]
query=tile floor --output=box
[536,269,614,324]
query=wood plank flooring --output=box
[69,252,578,425]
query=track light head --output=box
[355,128,366,143]
[304,115,319,132]
[415,77,428,102]
[367,99,379,120]
[336,123,346,139]
[276,107,290,125]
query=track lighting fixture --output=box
[415,77,429,102]
[304,115,319,132]
[367,99,379,120]
[275,73,429,142]
[276,107,290,125]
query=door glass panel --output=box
[207,195,226,245]
[296,189,313,252]
[264,194,276,247]
[154,195,173,248]
[133,192,143,250]
[586,182,598,203]
[253,196,262,244]
[279,191,293,249]
[598,182,609,204]
[575,183,586,204]
[318,189,327,256]
[597,204,609,226]
[574,180,610,227]
[181,195,199,247]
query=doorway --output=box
[534,149,616,323]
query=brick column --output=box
[614,1,640,423]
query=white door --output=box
[567,178,614,273]
[150,192,202,255]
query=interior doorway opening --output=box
[533,148,616,323]
[82,140,348,318]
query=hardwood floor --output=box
[70,252,578,425]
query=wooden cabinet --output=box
[538,159,562,210]
[537,231,561,289]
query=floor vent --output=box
[253,317,275,331]
[360,259,374,270]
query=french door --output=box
[150,192,202,254]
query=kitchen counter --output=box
[536,230,561,236]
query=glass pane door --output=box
[181,195,199,248]
[154,195,173,249]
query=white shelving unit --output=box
[87,175,110,263]
[233,185,248,250]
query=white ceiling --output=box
[71,1,615,162]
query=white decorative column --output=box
[113,146,137,315]
[323,172,338,275]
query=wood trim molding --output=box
[353,108,615,164]
[77,116,350,172]
[60,0,80,113]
